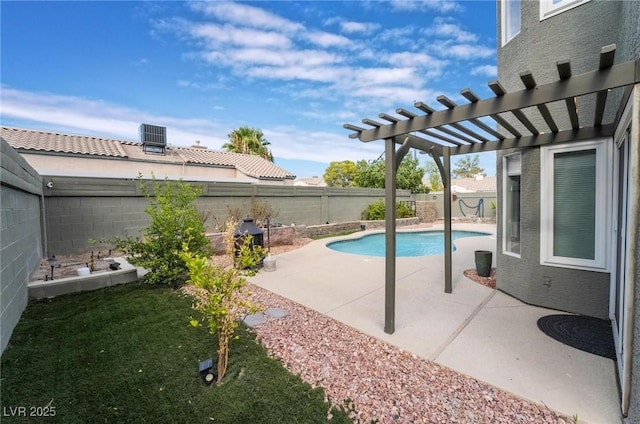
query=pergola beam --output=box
[450,124,614,155]
[461,88,522,137]
[414,102,481,144]
[437,95,492,142]
[594,44,617,126]
[488,80,540,135]
[347,58,638,143]
[520,71,559,133]
[557,60,580,129]
[396,108,466,146]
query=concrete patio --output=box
[248,223,621,424]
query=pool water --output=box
[326,230,491,257]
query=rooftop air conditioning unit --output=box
[139,123,167,154]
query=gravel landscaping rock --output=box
[247,284,569,423]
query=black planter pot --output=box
[474,250,493,277]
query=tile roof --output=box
[451,176,497,192]
[294,177,326,186]
[1,126,128,157]
[174,148,295,180]
[1,126,296,180]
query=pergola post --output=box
[384,137,397,334]
[443,147,453,293]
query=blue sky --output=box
[1,0,498,178]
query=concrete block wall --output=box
[42,176,414,255]
[1,138,44,353]
[423,193,497,220]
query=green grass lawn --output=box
[0,283,351,423]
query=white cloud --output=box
[247,65,345,83]
[0,87,228,148]
[214,48,342,68]
[323,16,380,34]
[388,0,461,13]
[425,18,478,42]
[0,86,383,164]
[150,2,498,130]
[383,52,448,77]
[433,42,494,59]
[305,30,352,48]
[375,27,417,45]
[471,64,497,77]
[190,23,293,49]
[177,79,225,90]
[340,20,380,34]
[348,85,435,106]
[348,67,420,89]
[264,125,382,162]
[190,1,304,33]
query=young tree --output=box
[181,256,257,384]
[110,175,213,288]
[354,158,385,188]
[354,156,428,192]
[223,126,273,162]
[453,154,485,178]
[323,160,357,187]
[425,159,444,191]
[180,219,259,384]
[397,156,428,192]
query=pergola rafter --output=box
[343,44,640,334]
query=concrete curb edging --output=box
[27,257,139,299]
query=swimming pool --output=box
[326,230,491,257]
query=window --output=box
[540,0,591,20]
[503,154,521,256]
[540,139,611,271]
[501,0,521,46]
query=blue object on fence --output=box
[459,198,484,218]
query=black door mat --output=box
[537,314,616,360]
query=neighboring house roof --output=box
[173,147,294,180]
[450,176,496,193]
[423,175,497,193]
[294,176,326,187]
[1,126,128,157]
[1,126,295,180]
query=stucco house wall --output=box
[20,153,246,182]
[495,0,622,318]
[497,1,640,420]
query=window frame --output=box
[503,153,522,257]
[501,0,521,46]
[540,0,591,21]
[540,138,612,272]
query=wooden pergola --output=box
[344,44,640,334]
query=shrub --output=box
[249,199,279,227]
[361,199,414,220]
[235,234,268,275]
[110,175,213,288]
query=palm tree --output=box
[222,126,273,162]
